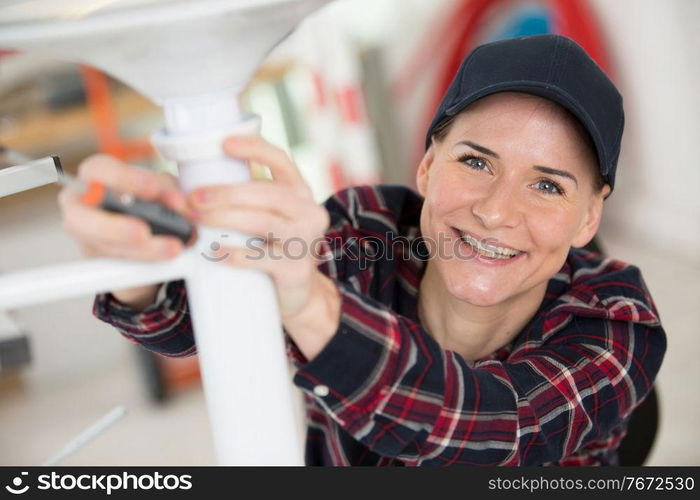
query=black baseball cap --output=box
[425,34,624,192]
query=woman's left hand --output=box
[187,135,332,323]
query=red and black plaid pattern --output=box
[94,184,666,466]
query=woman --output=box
[60,34,666,465]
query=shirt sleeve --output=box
[92,279,196,357]
[291,278,667,466]
[283,185,419,368]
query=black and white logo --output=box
[5,471,29,495]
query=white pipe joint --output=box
[152,106,261,164]
[152,91,261,191]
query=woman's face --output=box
[416,91,611,307]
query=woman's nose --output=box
[470,178,522,229]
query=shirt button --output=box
[313,384,329,397]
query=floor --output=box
[0,355,217,466]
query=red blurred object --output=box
[0,49,19,59]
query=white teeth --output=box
[458,231,521,259]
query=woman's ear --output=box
[415,144,436,197]
[571,184,610,248]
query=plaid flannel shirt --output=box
[93,184,667,466]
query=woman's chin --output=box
[443,274,510,307]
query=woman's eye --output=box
[459,155,488,171]
[535,179,564,195]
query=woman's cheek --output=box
[530,210,578,254]
[429,176,471,219]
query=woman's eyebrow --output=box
[533,165,578,187]
[458,141,500,158]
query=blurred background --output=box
[0,0,698,465]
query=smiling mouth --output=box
[451,227,524,260]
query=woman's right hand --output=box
[58,154,194,310]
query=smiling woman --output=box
[415,92,613,348]
[83,34,667,466]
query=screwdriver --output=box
[51,156,197,246]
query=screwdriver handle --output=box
[99,187,195,245]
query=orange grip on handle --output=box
[80,180,106,207]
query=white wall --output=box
[591,0,700,264]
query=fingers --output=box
[79,242,103,258]
[78,154,159,197]
[60,186,147,246]
[156,180,190,215]
[87,235,183,261]
[59,185,183,260]
[189,181,326,223]
[60,153,194,262]
[189,181,304,218]
[223,135,312,199]
[198,208,286,240]
[197,208,312,243]
[190,184,330,244]
[77,154,189,215]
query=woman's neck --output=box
[416,260,547,363]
